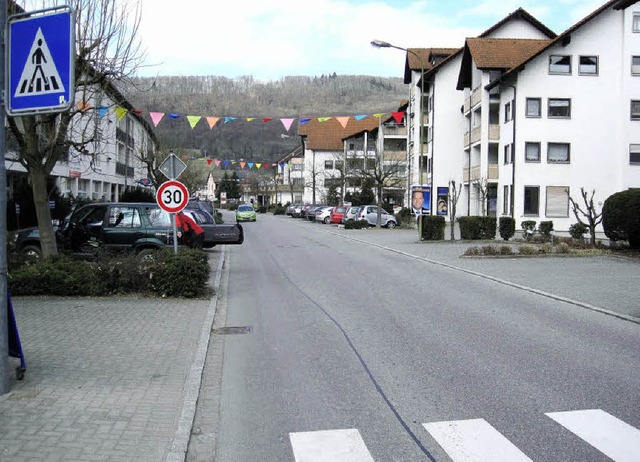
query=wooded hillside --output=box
[123,74,408,163]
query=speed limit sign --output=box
[156,180,189,213]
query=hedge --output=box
[420,215,445,240]
[603,189,640,249]
[459,216,497,240]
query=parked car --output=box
[329,206,348,224]
[344,206,360,222]
[11,202,244,259]
[315,206,334,224]
[300,204,320,219]
[236,204,257,222]
[188,200,222,222]
[306,205,326,222]
[356,205,398,228]
[286,204,303,217]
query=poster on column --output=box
[437,187,449,215]
[411,185,431,216]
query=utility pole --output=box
[1,0,10,395]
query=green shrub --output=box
[344,219,368,229]
[538,221,554,239]
[603,189,640,249]
[499,217,515,241]
[556,242,570,253]
[521,220,537,238]
[420,215,445,240]
[459,216,496,240]
[272,205,286,215]
[569,222,588,239]
[541,243,554,254]
[9,249,210,298]
[257,206,267,213]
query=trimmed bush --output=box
[521,220,537,238]
[518,244,538,255]
[257,206,267,213]
[9,249,211,298]
[569,222,588,239]
[538,221,554,239]
[499,245,514,255]
[603,189,640,248]
[459,216,497,240]
[556,242,570,253]
[499,217,515,241]
[272,205,286,215]
[344,219,368,229]
[420,215,445,240]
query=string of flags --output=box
[78,101,406,170]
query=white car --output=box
[315,206,334,224]
[356,205,397,228]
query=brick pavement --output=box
[0,249,225,462]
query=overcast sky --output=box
[132,0,607,80]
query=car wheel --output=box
[324,217,330,224]
[20,245,42,261]
[386,221,397,229]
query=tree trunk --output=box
[30,167,58,258]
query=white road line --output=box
[546,409,640,462]
[290,429,375,462]
[423,418,533,462]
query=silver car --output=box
[356,205,397,228]
[315,206,334,224]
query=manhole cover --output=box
[212,326,252,335]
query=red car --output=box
[329,206,349,224]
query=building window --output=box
[548,143,571,163]
[549,55,571,74]
[633,13,640,32]
[503,185,510,215]
[504,101,512,122]
[503,144,512,164]
[546,186,570,217]
[631,100,640,120]
[633,56,640,75]
[525,142,541,162]
[526,98,541,117]
[548,98,571,118]
[324,160,334,169]
[524,186,540,216]
[579,56,598,75]
[631,144,640,164]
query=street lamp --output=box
[371,40,425,194]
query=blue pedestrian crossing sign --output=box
[7,6,75,116]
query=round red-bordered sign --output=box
[156,180,189,213]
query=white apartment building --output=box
[6,82,157,205]
[398,0,639,236]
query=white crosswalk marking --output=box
[422,418,533,462]
[289,429,374,462]
[546,409,640,462]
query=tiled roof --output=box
[467,38,551,69]
[297,117,380,150]
[404,48,460,83]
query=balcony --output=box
[384,125,407,136]
[488,164,499,180]
[470,126,481,144]
[383,150,406,161]
[463,164,499,182]
[489,124,500,141]
[470,87,481,107]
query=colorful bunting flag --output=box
[392,111,405,124]
[149,112,164,127]
[77,101,91,112]
[263,118,273,123]
[187,115,201,129]
[97,106,109,118]
[168,113,181,119]
[115,107,128,121]
[336,116,349,128]
[206,116,219,129]
[280,118,295,131]
[299,117,312,126]
[354,115,368,121]
[318,117,332,123]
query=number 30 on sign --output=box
[156,180,189,213]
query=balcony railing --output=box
[489,124,500,141]
[384,125,407,136]
[470,126,481,144]
[470,87,481,107]
[488,164,499,180]
[463,164,499,182]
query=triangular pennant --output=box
[240,161,246,169]
[264,163,270,169]
[373,113,385,119]
[246,118,256,122]
[223,160,230,168]
[224,117,237,123]
[206,116,220,129]
[299,117,312,126]
[115,107,128,121]
[318,117,332,123]
[280,118,295,131]
[207,159,213,165]
[133,109,144,115]
[256,163,262,169]
[149,112,165,127]
[168,113,181,119]
[392,111,405,124]
[187,115,201,129]
[248,162,254,169]
[336,116,349,128]
[77,101,91,112]
[263,118,273,123]
[97,106,109,118]
[280,162,285,171]
[354,115,368,121]
[215,160,221,167]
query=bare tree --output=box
[448,180,463,241]
[569,187,603,245]
[8,0,145,257]
[472,178,489,216]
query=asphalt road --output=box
[190,213,640,462]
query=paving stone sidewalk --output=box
[0,250,224,462]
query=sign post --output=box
[156,180,189,253]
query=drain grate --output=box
[212,326,252,335]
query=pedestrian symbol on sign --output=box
[14,27,65,97]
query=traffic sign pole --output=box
[156,180,189,254]
[1,0,10,395]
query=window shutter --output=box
[546,186,569,217]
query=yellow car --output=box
[236,204,257,222]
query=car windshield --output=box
[238,205,254,212]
